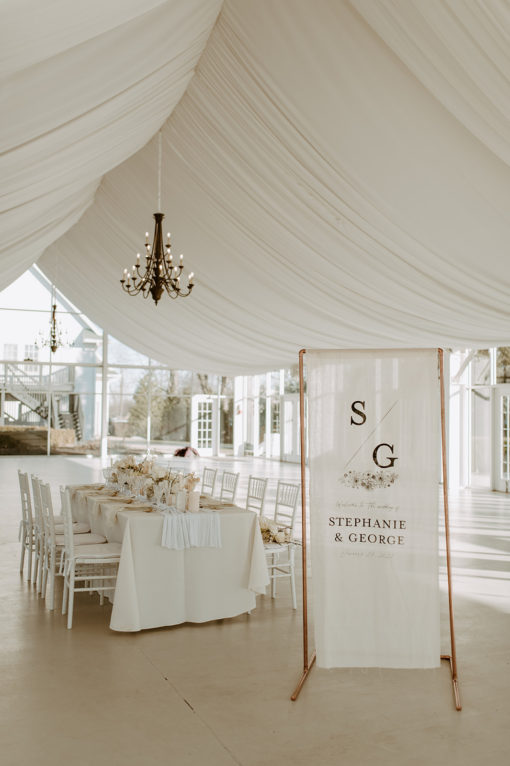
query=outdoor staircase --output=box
[1,364,83,442]
[5,366,48,419]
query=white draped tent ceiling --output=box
[3,0,510,373]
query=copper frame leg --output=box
[291,349,315,700]
[439,349,462,711]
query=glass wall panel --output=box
[108,335,148,366]
[149,369,191,449]
[220,398,233,448]
[193,373,219,395]
[496,347,510,383]
[471,350,491,385]
[107,367,149,454]
[55,392,101,453]
[257,396,265,448]
[270,370,281,396]
[220,376,234,397]
[471,386,491,488]
[284,365,300,393]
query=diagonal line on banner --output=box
[344,400,398,469]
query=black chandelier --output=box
[36,287,68,354]
[120,132,195,306]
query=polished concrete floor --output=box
[1,455,509,765]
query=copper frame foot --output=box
[291,652,316,701]
[441,654,462,710]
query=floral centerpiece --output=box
[152,465,170,483]
[110,454,138,483]
[109,458,201,510]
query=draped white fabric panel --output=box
[352,0,510,168]
[4,1,510,372]
[0,0,222,289]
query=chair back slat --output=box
[40,482,57,546]
[60,488,75,560]
[18,471,33,526]
[246,476,268,513]
[273,481,300,532]
[201,467,217,495]
[220,471,240,503]
[30,475,44,533]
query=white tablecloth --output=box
[67,486,269,632]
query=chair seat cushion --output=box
[72,543,122,560]
[55,521,90,534]
[55,533,106,546]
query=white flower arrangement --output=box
[109,459,199,507]
[152,464,169,482]
[259,516,292,544]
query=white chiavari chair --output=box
[219,471,240,503]
[246,476,268,514]
[201,467,217,496]
[18,471,35,581]
[39,482,107,611]
[61,489,121,629]
[30,475,45,594]
[264,481,300,609]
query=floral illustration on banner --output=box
[340,469,398,490]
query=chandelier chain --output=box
[157,130,162,212]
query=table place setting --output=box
[103,455,232,550]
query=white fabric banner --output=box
[307,348,441,669]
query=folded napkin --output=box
[161,510,222,550]
[199,500,236,511]
[70,483,104,491]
